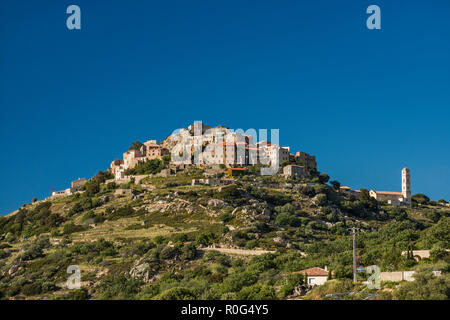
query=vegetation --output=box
[125,159,165,175]
[0,168,448,300]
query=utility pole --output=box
[352,227,357,282]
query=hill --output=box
[0,165,449,300]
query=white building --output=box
[295,267,330,286]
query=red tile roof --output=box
[294,267,329,276]
[373,191,402,195]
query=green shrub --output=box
[22,283,42,296]
[219,212,233,223]
[68,288,90,300]
[63,222,87,235]
[158,287,196,300]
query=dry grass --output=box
[70,216,197,242]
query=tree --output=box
[85,181,100,196]
[430,245,449,260]
[32,197,37,203]
[129,141,143,151]
[388,207,408,221]
[360,188,370,201]
[319,173,330,184]
[412,193,430,205]
[126,159,165,175]
[394,269,450,300]
[330,180,340,190]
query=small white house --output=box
[295,267,330,286]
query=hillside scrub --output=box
[0,173,449,300]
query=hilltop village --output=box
[1,122,448,301]
[52,123,412,206]
[109,122,317,180]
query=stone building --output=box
[369,190,404,206]
[123,149,144,170]
[51,177,86,198]
[283,164,306,178]
[140,140,169,161]
[369,168,411,206]
[70,178,86,193]
[110,159,124,176]
[295,151,317,170]
[117,140,169,172]
[115,166,126,180]
[256,142,290,165]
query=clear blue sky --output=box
[1,0,449,215]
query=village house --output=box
[369,190,404,205]
[141,140,170,161]
[51,189,71,197]
[110,159,124,177]
[283,164,306,178]
[123,149,144,170]
[294,267,331,286]
[256,141,290,164]
[113,140,169,173]
[295,151,317,171]
[70,178,86,193]
[51,178,86,198]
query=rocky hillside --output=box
[0,166,449,300]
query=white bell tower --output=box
[402,168,411,205]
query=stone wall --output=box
[380,270,442,282]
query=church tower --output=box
[402,168,411,205]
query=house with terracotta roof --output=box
[141,140,169,161]
[294,267,331,286]
[369,190,404,205]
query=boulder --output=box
[207,199,228,207]
[129,260,157,283]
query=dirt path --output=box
[201,247,276,256]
